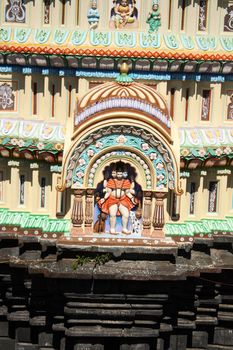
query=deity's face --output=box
[122,171,128,178]
[92,1,97,9]
[111,170,117,178]
[116,171,123,180]
[153,4,158,10]
[121,0,128,7]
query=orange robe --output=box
[98,179,136,216]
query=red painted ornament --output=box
[64,48,71,55]
[55,48,61,54]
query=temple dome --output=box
[76,63,168,118]
[74,64,171,130]
[78,80,169,116]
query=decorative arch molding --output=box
[75,98,171,130]
[85,148,155,190]
[73,110,172,144]
[58,125,182,194]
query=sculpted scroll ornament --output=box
[139,33,160,49]
[90,31,112,46]
[0,28,11,42]
[5,0,26,23]
[14,28,31,43]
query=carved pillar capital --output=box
[74,189,84,197]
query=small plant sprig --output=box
[72,253,111,270]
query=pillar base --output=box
[151,229,165,238]
[142,229,152,237]
[71,227,85,237]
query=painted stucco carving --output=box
[139,33,160,49]
[0,83,15,111]
[87,0,100,30]
[5,0,26,23]
[65,126,176,191]
[54,29,69,45]
[75,98,170,129]
[146,1,161,34]
[14,28,31,43]
[34,29,50,44]
[90,31,111,46]
[0,26,232,54]
[110,0,139,30]
[71,31,87,46]
[0,28,11,42]
[224,4,233,32]
[198,0,207,31]
[115,32,136,48]
[0,119,65,150]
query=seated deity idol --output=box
[98,168,138,235]
[110,0,138,29]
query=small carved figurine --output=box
[87,0,100,30]
[110,0,138,29]
[146,1,161,33]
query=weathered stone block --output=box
[74,344,104,350]
[0,337,15,350]
[15,343,39,350]
[192,331,208,348]
[38,332,53,347]
[0,321,9,336]
[16,327,31,343]
[214,328,233,346]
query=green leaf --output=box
[2,137,11,145]
[24,140,33,147]
[44,143,53,150]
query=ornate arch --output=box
[59,125,181,194]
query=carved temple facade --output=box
[0,1,233,349]
[0,0,232,241]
